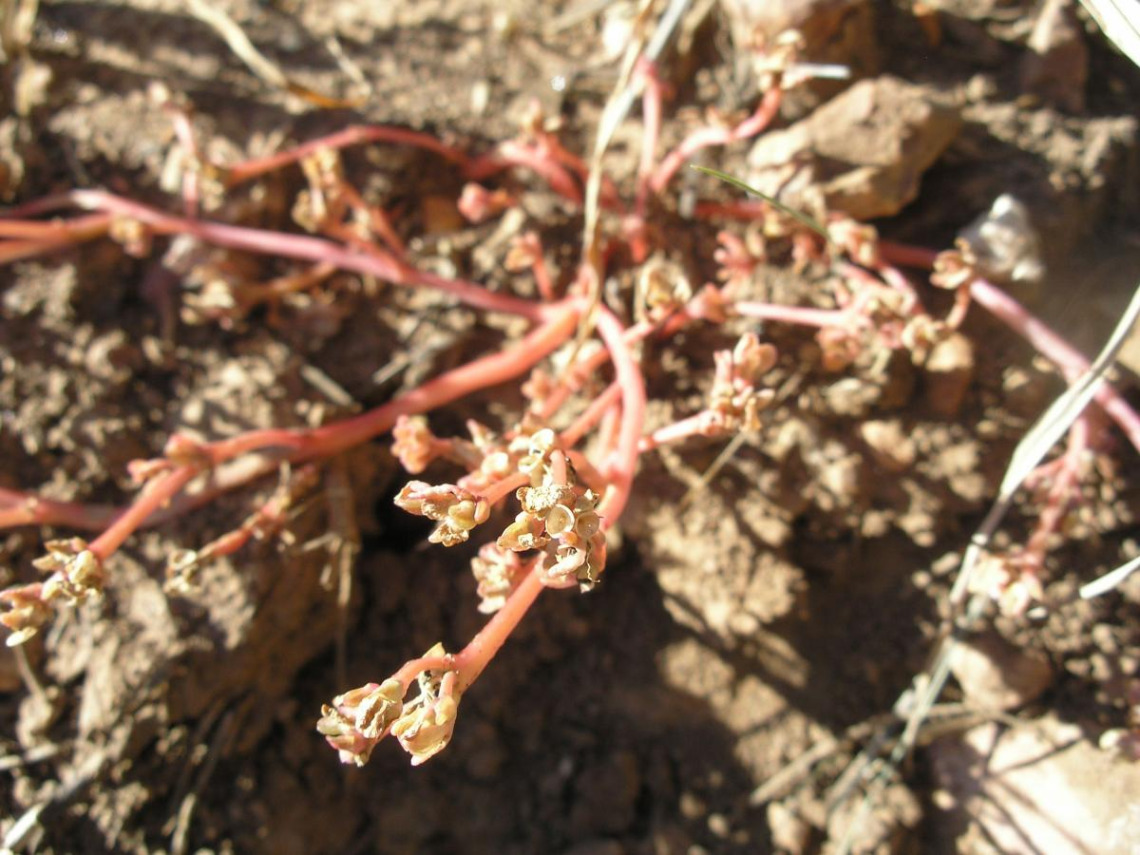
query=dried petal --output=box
[527,428,556,457]
[317,678,405,767]
[542,543,586,584]
[164,549,202,595]
[817,326,861,372]
[429,520,472,547]
[688,283,730,324]
[498,512,548,552]
[391,693,458,766]
[931,240,978,290]
[503,232,541,270]
[458,183,514,224]
[0,584,50,647]
[578,532,608,591]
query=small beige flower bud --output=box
[391,416,442,474]
[498,513,548,552]
[391,693,459,766]
[0,584,50,647]
[35,539,106,605]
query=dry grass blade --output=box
[582,0,693,271]
[1080,551,1140,599]
[186,0,359,109]
[691,165,832,245]
[679,430,747,509]
[575,0,693,356]
[1078,0,1140,68]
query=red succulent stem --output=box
[649,87,783,195]
[594,308,646,524]
[61,190,544,320]
[475,472,531,507]
[393,654,456,690]
[734,301,853,329]
[878,241,938,269]
[535,319,657,422]
[0,213,112,263]
[224,124,469,187]
[88,466,198,560]
[0,488,120,531]
[560,381,623,449]
[19,303,581,560]
[969,278,1140,455]
[204,300,582,465]
[453,560,544,692]
[639,413,714,452]
[467,141,584,206]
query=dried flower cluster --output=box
[317,644,463,767]
[0,538,105,646]
[707,332,778,433]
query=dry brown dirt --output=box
[1,1,1139,854]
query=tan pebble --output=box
[950,630,1053,710]
[767,801,811,854]
[859,419,916,472]
[924,332,974,418]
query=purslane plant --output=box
[1,37,1136,768]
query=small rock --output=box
[923,332,974,418]
[767,801,811,854]
[707,813,730,838]
[930,717,1140,854]
[822,377,876,417]
[679,790,706,821]
[13,58,52,117]
[859,419,916,472]
[950,630,1054,710]
[824,776,921,852]
[747,76,961,220]
[419,195,464,235]
[1001,365,1052,418]
[648,822,693,855]
[818,453,859,505]
[958,194,1045,288]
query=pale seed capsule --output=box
[545,504,575,537]
[574,510,600,539]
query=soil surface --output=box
[1,1,1139,854]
